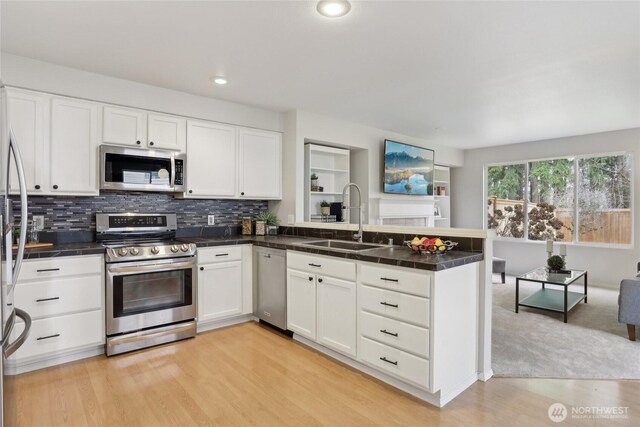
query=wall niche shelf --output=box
[304,144,351,223]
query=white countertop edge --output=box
[293,222,487,239]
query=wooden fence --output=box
[487,197,631,244]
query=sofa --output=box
[618,262,640,341]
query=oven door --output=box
[106,257,196,336]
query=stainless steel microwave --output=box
[100,145,186,193]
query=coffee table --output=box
[515,267,587,323]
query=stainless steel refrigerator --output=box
[0,80,33,427]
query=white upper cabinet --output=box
[50,97,99,195]
[148,113,186,151]
[102,106,146,147]
[5,89,49,194]
[102,107,186,152]
[239,128,282,199]
[185,120,237,198]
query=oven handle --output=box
[107,259,196,275]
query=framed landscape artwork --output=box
[383,139,435,195]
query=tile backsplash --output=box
[9,192,268,232]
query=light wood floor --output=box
[9,322,640,426]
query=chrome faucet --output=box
[342,183,364,243]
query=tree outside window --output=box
[486,153,632,246]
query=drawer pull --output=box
[308,263,322,268]
[380,277,399,282]
[36,333,60,341]
[380,356,398,366]
[380,302,399,308]
[380,329,398,337]
[263,254,271,258]
[36,268,60,273]
[215,253,229,257]
[36,297,60,303]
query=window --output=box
[487,153,632,246]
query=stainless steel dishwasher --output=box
[253,246,288,332]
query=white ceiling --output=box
[1,1,639,149]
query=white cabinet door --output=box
[239,128,281,199]
[286,269,316,340]
[6,89,49,194]
[148,113,186,151]
[50,97,99,195]
[317,275,356,357]
[102,106,146,147]
[185,120,237,197]
[198,261,243,323]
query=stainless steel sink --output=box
[295,239,385,252]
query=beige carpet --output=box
[492,275,640,378]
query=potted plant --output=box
[320,200,330,216]
[310,173,319,191]
[547,255,566,273]
[254,212,279,235]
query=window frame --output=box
[484,151,634,249]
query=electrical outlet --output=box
[207,215,215,226]
[288,214,295,225]
[33,215,45,231]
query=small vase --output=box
[321,207,330,216]
[255,221,266,236]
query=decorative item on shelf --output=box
[320,200,330,216]
[546,254,568,273]
[404,236,458,255]
[546,239,554,259]
[310,173,319,192]
[318,186,324,192]
[254,211,279,236]
[242,217,253,235]
[559,244,567,263]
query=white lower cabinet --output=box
[9,255,105,373]
[197,246,252,330]
[286,252,356,357]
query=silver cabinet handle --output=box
[36,297,60,302]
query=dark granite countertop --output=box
[21,242,107,260]
[17,235,483,271]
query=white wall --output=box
[0,53,283,132]
[452,128,640,287]
[271,109,465,224]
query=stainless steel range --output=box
[96,213,197,356]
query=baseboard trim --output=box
[478,369,494,382]
[439,373,480,407]
[293,334,449,408]
[196,314,255,333]
[6,345,105,375]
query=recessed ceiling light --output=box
[317,1,351,18]
[210,76,228,85]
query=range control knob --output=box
[170,245,179,253]
[117,248,128,257]
[130,247,140,256]
[151,246,160,255]
[180,244,189,252]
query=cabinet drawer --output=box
[19,255,103,282]
[198,246,242,263]
[15,275,103,319]
[360,285,430,327]
[360,263,431,297]
[359,336,429,390]
[287,251,356,281]
[10,310,104,361]
[359,310,429,358]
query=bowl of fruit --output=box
[404,236,458,255]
